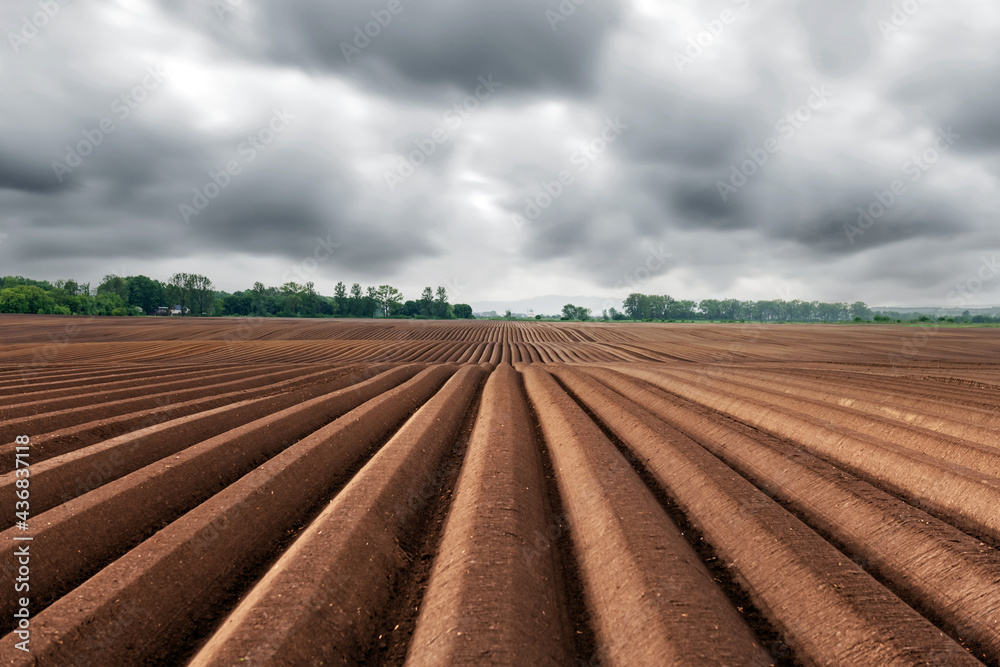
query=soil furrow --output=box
[523,366,772,666]
[576,365,1000,663]
[0,364,426,631]
[0,365,458,665]
[190,365,483,665]
[404,365,574,665]
[548,366,979,666]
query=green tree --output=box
[281,282,302,316]
[453,303,473,319]
[375,284,404,318]
[697,299,720,320]
[222,292,253,316]
[419,287,434,317]
[334,281,347,316]
[849,301,873,321]
[623,293,649,320]
[560,304,591,321]
[434,286,452,319]
[167,273,190,315]
[55,279,81,296]
[298,282,319,316]
[0,287,31,313]
[251,281,268,316]
[189,274,215,316]
[348,283,363,317]
[363,286,379,318]
[126,275,165,315]
[94,291,129,316]
[98,274,130,303]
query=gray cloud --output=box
[796,0,872,77]
[160,0,622,97]
[1,0,998,306]
[890,60,1000,154]
[0,151,70,193]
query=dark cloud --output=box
[775,195,970,254]
[890,59,1000,154]
[668,182,749,229]
[160,0,622,97]
[1,0,998,305]
[168,143,443,273]
[0,152,71,193]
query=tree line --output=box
[607,294,876,322]
[3,275,997,323]
[558,293,997,323]
[0,275,474,319]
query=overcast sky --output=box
[1,0,998,307]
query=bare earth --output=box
[1,314,999,665]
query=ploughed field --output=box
[2,314,1000,665]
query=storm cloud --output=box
[1,0,998,307]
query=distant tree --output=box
[182,274,214,316]
[0,288,30,314]
[623,294,647,320]
[646,295,666,319]
[375,285,404,318]
[319,295,337,317]
[299,281,319,316]
[94,291,129,316]
[560,303,593,321]
[434,286,452,319]
[453,303,473,319]
[250,281,267,315]
[0,285,58,314]
[126,275,165,314]
[696,299,717,320]
[400,300,421,317]
[221,292,253,316]
[669,299,697,320]
[849,301,873,321]
[334,281,347,316]
[184,273,198,314]
[349,283,363,317]
[167,273,190,315]
[98,274,130,302]
[360,286,377,318]
[419,287,434,318]
[281,282,302,316]
[504,309,512,319]
[57,279,81,296]
[534,314,541,320]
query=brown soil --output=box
[0,315,997,665]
